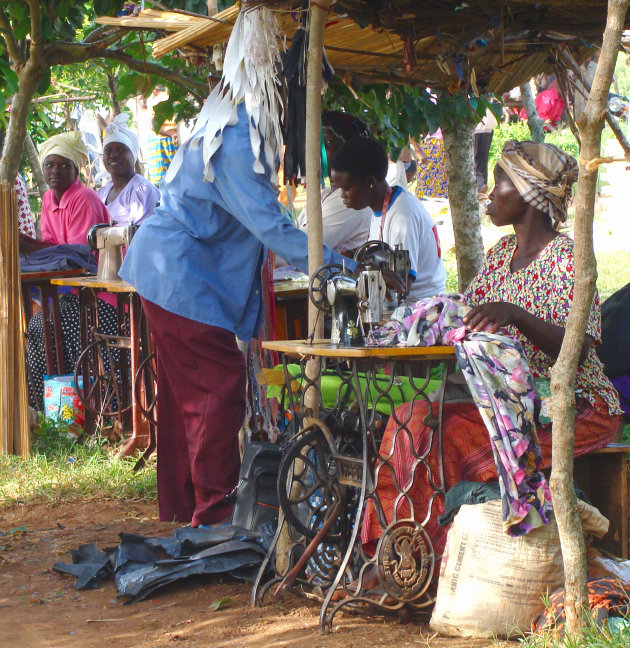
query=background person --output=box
[296,111,372,254]
[98,114,160,226]
[330,136,446,302]
[26,132,113,408]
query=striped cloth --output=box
[148,135,178,185]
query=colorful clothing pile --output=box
[367,294,553,536]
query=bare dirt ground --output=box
[0,500,508,648]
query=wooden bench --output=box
[574,443,630,558]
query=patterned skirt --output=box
[416,138,448,200]
[361,395,620,559]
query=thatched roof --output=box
[96,2,627,95]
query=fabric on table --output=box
[368,186,446,302]
[296,186,371,253]
[97,174,160,227]
[141,298,246,526]
[15,173,36,237]
[19,244,96,273]
[27,293,119,409]
[40,179,111,246]
[416,137,448,199]
[361,394,619,559]
[465,234,622,416]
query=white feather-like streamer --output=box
[164,6,284,185]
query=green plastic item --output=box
[267,364,444,415]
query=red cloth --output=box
[141,298,246,526]
[361,396,620,558]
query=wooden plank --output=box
[262,339,456,359]
[51,277,136,293]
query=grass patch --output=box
[519,613,630,647]
[0,417,156,510]
[597,249,630,301]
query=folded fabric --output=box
[20,244,97,273]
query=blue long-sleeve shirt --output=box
[120,104,355,340]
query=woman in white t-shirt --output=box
[297,111,372,254]
[330,136,446,301]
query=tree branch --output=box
[45,42,207,99]
[0,11,22,64]
[26,0,43,60]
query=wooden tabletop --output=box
[51,276,136,293]
[21,268,86,283]
[273,280,310,298]
[262,339,456,359]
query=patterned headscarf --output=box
[103,113,140,162]
[39,131,88,172]
[496,140,578,226]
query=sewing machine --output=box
[308,242,410,347]
[87,224,136,282]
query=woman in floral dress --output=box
[361,140,622,563]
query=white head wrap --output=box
[39,131,88,171]
[165,6,284,184]
[103,113,140,162]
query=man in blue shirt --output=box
[120,102,357,527]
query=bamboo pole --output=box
[304,0,330,403]
[275,0,330,576]
[0,181,30,456]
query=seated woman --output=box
[296,111,372,254]
[361,140,623,564]
[329,136,446,301]
[97,114,160,226]
[26,132,113,408]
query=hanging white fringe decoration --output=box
[165,5,284,184]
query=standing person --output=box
[473,108,497,193]
[97,114,160,226]
[119,8,403,528]
[330,136,446,302]
[25,132,112,407]
[415,129,448,200]
[296,110,372,254]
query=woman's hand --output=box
[463,301,521,333]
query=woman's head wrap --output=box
[322,111,371,142]
[497,140,578,226]
[103,113,140,162]
[39,131,88,171]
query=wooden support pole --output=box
[550,0,629,636]
[304,0,330,412]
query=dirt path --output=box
[0,500,507,648]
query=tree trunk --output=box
[23,133,47,198]
[549,0,629,636]
[106,72,122,117]
[442,119,485,290]
[0,64,45,182]
[520,81,545,143]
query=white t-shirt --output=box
[297,186,371,253]
[369,186,446,302]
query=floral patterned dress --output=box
[15,173,36,237]
[416,136,448,199]
[465,234,622,416]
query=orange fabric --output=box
[361,396,620,558]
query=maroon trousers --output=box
[141,298,246,526]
